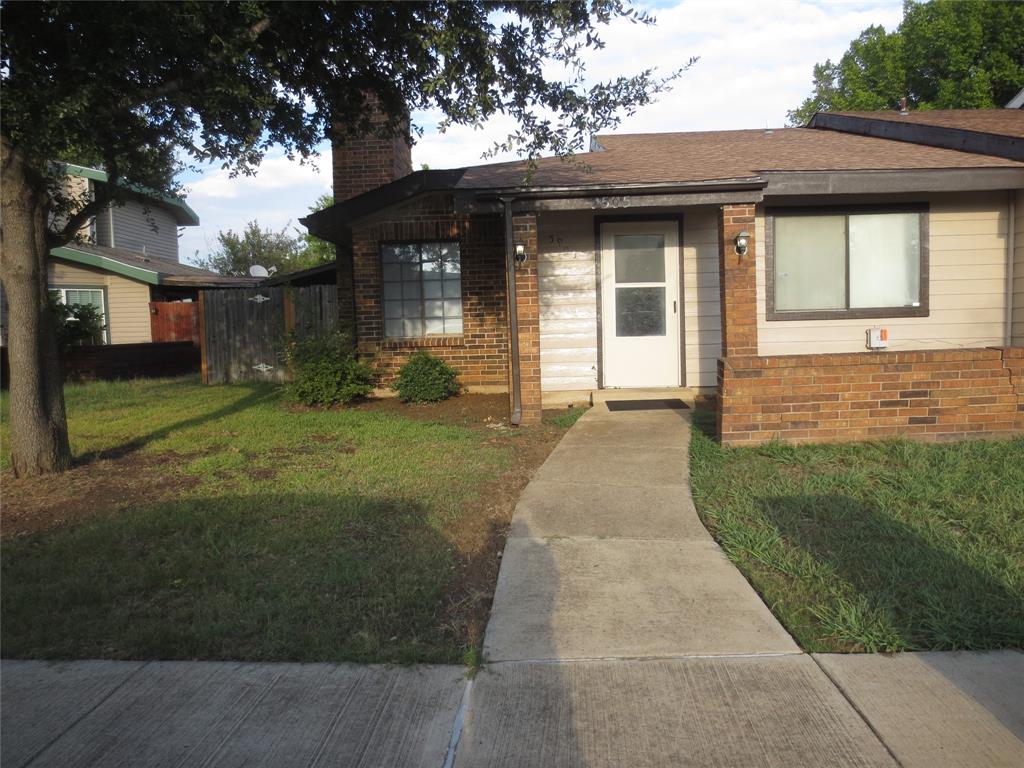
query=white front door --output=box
[600,221,681,388]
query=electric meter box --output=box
[866,327,889,350]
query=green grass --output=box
[1,377,527,663]
[545,405,589,429]
[688,410,1024,653]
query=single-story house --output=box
[2,163,256,347]
[302,108,1024,445]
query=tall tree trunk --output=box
[1,136,72,476]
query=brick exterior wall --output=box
[718,203,758,357]
[511,213,542,425]
[331,96,413,204]
[718,347,1024,446]
[331,98,414,339]
[349,194,510,388]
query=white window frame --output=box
[49,286,109,344]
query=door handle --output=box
[673,300,677,314]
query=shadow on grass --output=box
[759,495,1024,652]
[689,408,719,442]
[1,491,477,664]
[83,384,277,464]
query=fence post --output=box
[283,286,295,335]
[198,290,208,384]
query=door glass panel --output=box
[614,235,665,283]
[616,287,665,337]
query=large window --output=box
[49,287,108,343]
[768,207,927,321]
[381,242,462,338]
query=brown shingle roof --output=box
[827,109,1024,139]
[455,127,1022,189]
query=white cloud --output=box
[179,0,903,264]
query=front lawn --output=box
[689,411,1024,653]
[1,377,569,664]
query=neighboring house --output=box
[1,164,255,347]
[303,108,1024,445]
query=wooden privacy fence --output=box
[150,301,199,344]
[200,284,338,384]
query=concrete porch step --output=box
[589,387,702,406]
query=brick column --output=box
[510,212,542,425]
[718,203,758,357]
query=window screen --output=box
[382,242,462,337]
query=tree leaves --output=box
[3,0,685,239]
[787,0,1024,126]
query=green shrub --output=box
[282,331,373,406]
[393,351,460,403]
[49,294,106,351]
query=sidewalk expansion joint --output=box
[808,654,905,768]
[484,651,806,667]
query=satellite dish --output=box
[249,265,270,278]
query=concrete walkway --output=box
[4,401,1023,766]
[453,401,1024,767]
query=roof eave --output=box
[51,245,161,285]
[809,112,1024,162]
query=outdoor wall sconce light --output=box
[734,230,750,257]
[514,242,528,265]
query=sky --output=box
[177,0,904,266]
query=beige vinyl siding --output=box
[1013,189,1024,345]
[756,191,1011,355]
[98,199,180,262]
[49,260,152,344]
[682,209,721,388]
[537,212,599,392]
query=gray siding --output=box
[98,199,180,262]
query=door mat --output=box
[605,398,690,411]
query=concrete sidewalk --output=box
[455,400,1024,767]
[4,401,1022,767]
[1,660,465,768]
[485,402,798,662]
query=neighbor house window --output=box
[381,242,462,337]
[767,207,927,321]
[49,287,108,343]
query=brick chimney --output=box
[331,95,413,202]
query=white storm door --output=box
[600,221,680,388]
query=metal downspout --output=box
[503,197,523,426]
[1007,190,1016,345]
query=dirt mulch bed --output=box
[2,455,198,540]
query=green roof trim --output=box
[51,246,161,285]
[62,163,109,183]
[52,162,200,227]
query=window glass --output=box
[772,211,922,316]
[616,287,665,337]
[849,213,920,308]
[614,234,665,283]
[774,216,846,311]
[50,287,107,343]
[382,242,462,337]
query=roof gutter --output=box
[478,177,767,200]
[502,197,523,427]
